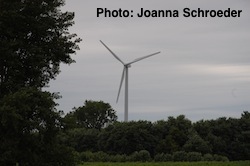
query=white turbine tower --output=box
[100,40,160,122]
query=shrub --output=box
[76,150,230,162]
[79,151,94,162]
[138,150,152,162]
[154,153,165,162]
[164,153,173,161]
[129,150,151,162]
[187,152,202,161]
[93,151,109,162]
[154,153,172,162]
[213,154,229,161]
[203,153,214,161]
[109,154,127,162]
[129,151,138,162]
[173,151,187,161]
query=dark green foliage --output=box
[186,152,202,161]
[98,121,156,155]
[77,161,250,166]
[0,88,76,166]
[62,111,78,129]
[0,0,81,165]
[60,128,99,152]
[79,151,95,162]
[183,129,211,154]
[77,113,250,162]
[154,153,172,162]
[79,151,129,162]
[76,151,230,163]
[213,154,229,162]
[65,100,117,130]
[79,160,250,166]
[110,154,128,162]
[61,112,250,163]
[238,111,250,159]
[0,0,81,98]
[194,112,250,160]
[154,153,165,162]
[128,151,140,162]
[167,115,192,148]
[131,150,152,162]
[203,153,214,161]
[173,151,187,161]
[154,115,192,154]
[87,151,110,162]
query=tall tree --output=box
[0,0,81,165]
[71,100,117,130]
[167,115,192,151]
[0,0,81,98]
[183,128,211,154]
[0,88,76,166]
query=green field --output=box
[78,161,250,166]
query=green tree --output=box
[0,0,81,98]
[167,115,192,152]
[153,120,170,154]
[59,128,99,152]
[73,100,117,130]
[239,111,250,160]
[98,121,156,155]
[0,88,76,166]
[183,129,211,154]
[194,112,250,160]
[0,0,81,165]
[193,119,211,138]
[62,111,78,130]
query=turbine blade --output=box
[127,51,161,65]
[100,40,125,65]
[116,67,125,103]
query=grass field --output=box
[78,161,250,166]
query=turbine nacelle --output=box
[125,64,131,68]
[100,40,160,122]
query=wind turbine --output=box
[100,40,160,122]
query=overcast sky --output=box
[47,0,250,122]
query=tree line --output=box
[61,105,250,162]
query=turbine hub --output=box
[126,64,131,68]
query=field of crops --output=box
[79,161,250,166]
